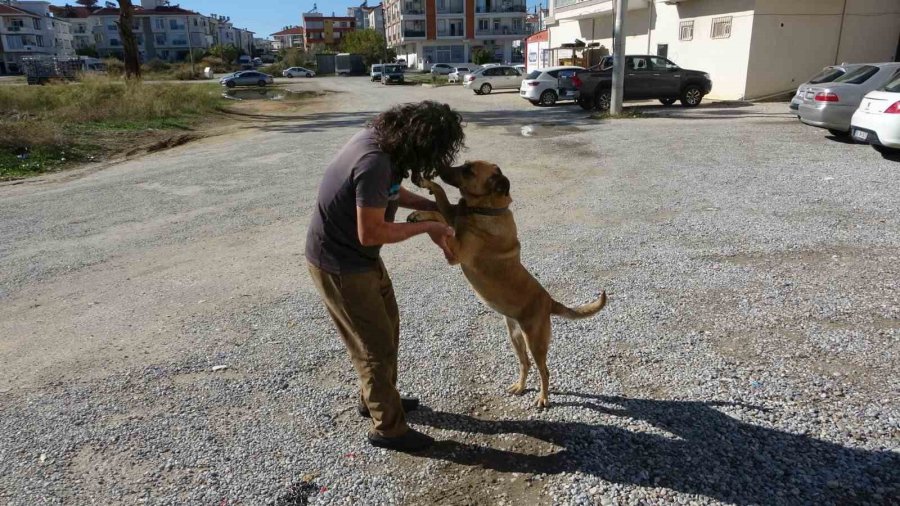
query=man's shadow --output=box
[409,393,899,505]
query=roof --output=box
[0,4,39,17]
[272,27,304,36]
[89,5,199,16]
[49,5,95,18]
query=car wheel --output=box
[258,80,267,87]
[680,85,703,107]
[307,73,313,78]
[659,98,677,106]
[286,73,293,78]
[578,96,595,110]
[474,90,482,95]
[225,80,236,88]
[539,90,557,106]
[480,83,492,95]
[828,128,849,137]
[595,89,611,111]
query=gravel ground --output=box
[1,77,898,505]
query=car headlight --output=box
[703,73,711,79]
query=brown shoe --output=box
[357,397,420,418]
[368,428,434,452]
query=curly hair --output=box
[370,101,465,181]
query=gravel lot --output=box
[1,76,898,505]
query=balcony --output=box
[475,26,525,36]
[403,29,426,38]
[436,0,464,14]
[475,3,527,13]
[402,2,425,15]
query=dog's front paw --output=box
[534,394,549,409]
[407,211,425,223]
[507,382,526,396]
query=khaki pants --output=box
[307,260,407,437]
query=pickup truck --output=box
[573,55,712,110]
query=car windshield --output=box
[833,65,879,85]
[383,65,400,72]
[526,70,541,79]
[808,67,845,84]
[883,73,900,92]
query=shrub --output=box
[472,48,492,65]
[144,58,171,72]
[104,58,125,77]
[199,56,231,73]
[172,65,200,81]
[260,62,286,76]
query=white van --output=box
[370,64,383,81]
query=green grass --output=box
[0,76,226,180]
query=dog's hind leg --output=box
[521,316,552,408]
[505,317,530,396]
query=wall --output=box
[745,0,900,99]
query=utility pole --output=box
[186,15,195,75]
[610,0,627,114]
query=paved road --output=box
[1,77,898,505]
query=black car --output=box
[381,64,405,85]
[573,55,712,110]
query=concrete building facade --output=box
[271,26,304,49]
[0,1,74,74]
[302,10,356,51]
[545,0,900,100]
[384,0,528,69]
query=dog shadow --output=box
[409,393,899,505]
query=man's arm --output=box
[398,186,438,211]
[357,206,455,262]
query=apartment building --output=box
[0,1,74,74]
[48,5,92,50]
[271,26,304,49]
[545,0,900,100]
[384,0,528,69]
[348,1,385,37]
[302,10,356,51]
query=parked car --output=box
[520,66,583,106]
[283,66,315,78]
[574,55,712,110]
[370,64,384,81]
[790,64,862,113]
[381,64,405,84]
[220,71,274,88]
[850,73,900,154]
[514,64,526,74]
[448,65,476,84]
[396,58,408,70]
[798,62,900,136]
[465,65,524,95]
[430,63,455,75]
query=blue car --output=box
[220,71,275,88]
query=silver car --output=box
[798,62,900,135]
[790,64,862,114]
[220,71,275,88]
[464,65,523,95]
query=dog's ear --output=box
[489,173,510,196]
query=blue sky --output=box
[174,0,545,38]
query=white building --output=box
[545,0,900,100]
[0,1,74,74]
[384,0,528,69]
[49,5,93,50]
[367,3,385,38]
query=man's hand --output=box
[426,222,456,263]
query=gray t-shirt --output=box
[306,129,401,275]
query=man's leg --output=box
[307,263,406,438]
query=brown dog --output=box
[408,161,607,407]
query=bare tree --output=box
[116,0,141,79]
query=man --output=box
[306,101,465,452]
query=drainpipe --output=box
[833,0,846,65]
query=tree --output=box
[116,0,141,79]
[209,44,240,64]
[472,48,493,65]
[340,29,392,66]
[76,0,99,7]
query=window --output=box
[9,19,24,31]
[110,38,121,46]
[478,19,489,30]
[5,35,24,49]
[884,74,900,93]
[493,18,500,31]
[711,16,732,39]
[627,56,649,71]
[808,67,845,84]
[833,65,879,85]
[33,18,41,30]
[36,35,44,47]
[679,20,693,41]
[155,33,166,45]
[649,56,677,71]
[155,18,164,30]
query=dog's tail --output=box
[551,291,608,320]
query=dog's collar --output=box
[458,201,509,216]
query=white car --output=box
[464,65,523,95]
[850,74,900,155]
[430,63,455,75]
[448,65,476,84]
[519,66,583,106]
[283,66,315,78]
